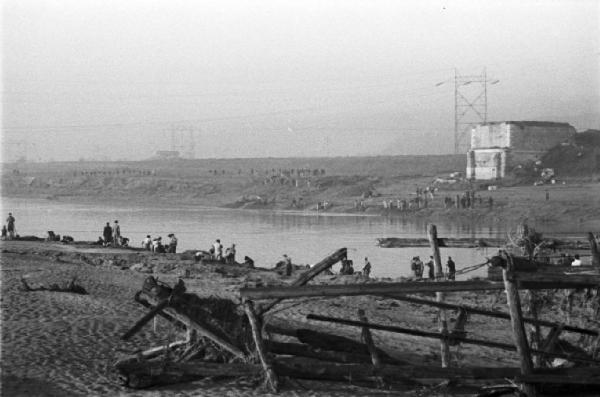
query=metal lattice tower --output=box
[454,68,490,154]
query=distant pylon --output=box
[454,67,498,154]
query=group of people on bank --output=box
[410,256,456,280]
[142,234,178,253]
[1,213,16,241]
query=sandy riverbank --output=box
[2,240,598,396]
[4,156,600,230]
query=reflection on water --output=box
[1,197,506,279]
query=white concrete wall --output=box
[471,149,505,180]
[471,123,510,149]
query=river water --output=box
[1,197,505,279]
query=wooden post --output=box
[502,253,537,397]
[358,309,386,388]
[427,223,450,368]
[588,232,600,267]
[244,300,279,392]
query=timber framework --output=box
[115,226,600,396]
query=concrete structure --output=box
[466,121,575,180]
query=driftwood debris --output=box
[117,240,600,394]
[20,276,87,295]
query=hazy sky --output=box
[2,0,599,161]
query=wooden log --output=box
[267,341,397,365]
[115,340,189,369]
[117,360,262,388]
[134,291,185,327]
[541,325,564,361]
[307,313,520,352]
[588,232,600,267]
[517,372,600,386]
[357,309,385,388]
[265,326,397,362]
[383,295,599,337]
[274,356,521,381]
[428,224,450,368]
[241,280,506,300]
[514,272,600,288]
[244,301,278,392]
[258,248,347,314]
[306,314,599,364]
[162,307,247,361]
[296,328,394,361]
[502,254,537,397]
[122,298,170,340]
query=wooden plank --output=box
[244,301,278,392]
[258,248,347,314]
[383,295,599,337]
[503,254,537,397]
[240,280,506,300]
[428,224,450,368]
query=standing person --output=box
[413,256,424,278]
[168,234,178,253]
[213,239,223,261]
[6,212,15,240]
[112,220,121,246]
[362,257,372,278]
[571,254,582,266]
[103,222,113,246]
[283,254,293,276]
[425,256,435,280]
[226,244,236,264]
[446,257,456,280]
[410,257,419,278]
[142,235,152,250]
[1,225,7,241]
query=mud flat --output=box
[1,240,597,396]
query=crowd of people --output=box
[410,256,456,280]
[141,234,178,253]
